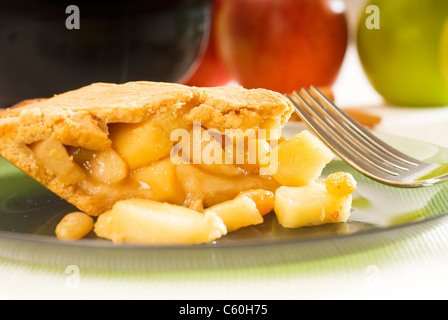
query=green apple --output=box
[357,0,448,106]
[443,19,448,86]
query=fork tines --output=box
[286,87,427,184]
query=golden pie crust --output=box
[0,81,293,215]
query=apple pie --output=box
[0,81,356,245]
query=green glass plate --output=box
[0,123,448,271]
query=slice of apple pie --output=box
[0,81,356,245]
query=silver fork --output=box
[286,86,448,188]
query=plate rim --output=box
[0,210,446,251]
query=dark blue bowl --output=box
[0,0,212,107]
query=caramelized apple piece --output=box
[182,128,246,177]
[31,136,85,184]
[199,163,246,177]
[188,199,204,212]
[132,157,185,205]
[205,194,263,232]
[274,179,355,229]
[176,164,280,208]
[238,189,275,216]
[270,131,334,186]
[94,199,227,245]
[260,117,282,140]
[223,132,272,175]
[109,119,173,170]
[173,126,224,164]
[71,147,128,184]
[174,126,271,176]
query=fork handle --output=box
[422,173,448,187]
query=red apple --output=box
[215,0,348,93]
[183,0,232,87]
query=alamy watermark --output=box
[66,5,80,30]
[169,122,279,175]
[65,265,80,290]
[65,4,381,31]
[365,5,380,30]
[365,265,381,290]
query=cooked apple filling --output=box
[29,119,356,245]
[30,117,283,212]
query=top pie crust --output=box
[0,81,293,215]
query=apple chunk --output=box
[71,147,128,184]
[205,193,263,232]
[271,131,334,187]
[176,164,280,208]
[132,157,185,205]
[94,199,227,245]
[30,136,85,184]
[239,189,275,216]
[109,119,173,170]
[274,178,355,229]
